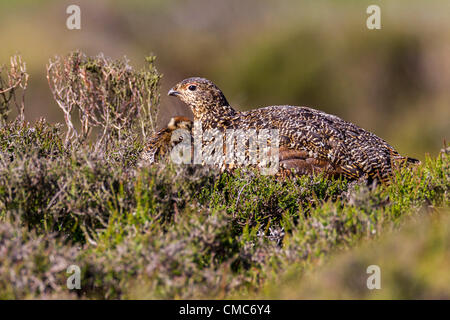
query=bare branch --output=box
[0,55,29,124]
[46,51,161,148]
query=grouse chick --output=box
[141,116,192,165]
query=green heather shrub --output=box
[258,211,450,299]
[0,53,448,299]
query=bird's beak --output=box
[168,88,180,97]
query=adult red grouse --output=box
[168,77,418,182]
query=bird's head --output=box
[168,77,235,120]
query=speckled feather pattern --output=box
[158,77,418,181]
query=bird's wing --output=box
[256,106,386,179]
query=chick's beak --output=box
[168,87,180,97]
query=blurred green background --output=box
[0,0,449,159]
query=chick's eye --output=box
[188,85,197,91]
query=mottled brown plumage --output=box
[168,77,419,182]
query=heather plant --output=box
[0,221,78,299]
[47,51,160,147]
[0,55,28,124]
[0,53,448,299]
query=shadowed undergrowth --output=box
[0,53,448,299]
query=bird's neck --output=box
[192,102,238,124]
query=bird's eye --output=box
[188,85,197,91]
